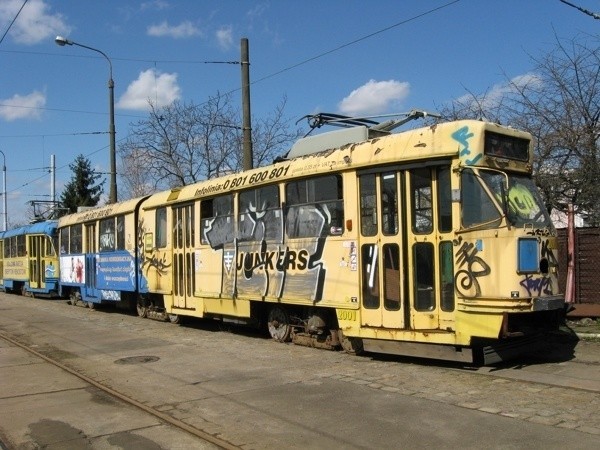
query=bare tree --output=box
[507,34,600,225]
[118,93,301,198]
[439,33,600,225]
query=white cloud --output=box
[338,79,410,116]
[116,69,181,111]
[147,20,201,38]
[140,0,170,11]
[0,0,70,45]
[457,73,543,110]
[216,25,233,51]
[0,90,46,121]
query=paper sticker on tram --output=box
[0,111,565,365]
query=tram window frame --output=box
[3,237,11,257]
[460,169,502,229]
[414,242,435,311]
[60,228,69,254]
[98,217,121,252]
[359,174,377,237]
[437,166,453,232]
[410,168,433,234]
[116,215,125,250]
[439,240,455,312]
[200,194,234,246]
[285,175,344,239]
[70,224,83,254]
[49,235,58,257]
[17,235,26,257]
[156,207,167,248]
[381,172,399,236]
[239,185,282,243]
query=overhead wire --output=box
[4,0,461,198]
[0,0,28,46]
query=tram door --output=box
[172,204,195,309]
[359,166,455,331]
[85,223,97,297]
[28,235,44,290]
[405,167,455,331]
[359,172,405,329]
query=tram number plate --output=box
[337,310,356,321]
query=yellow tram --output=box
[132,114,563,364]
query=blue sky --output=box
[0,0,598,225]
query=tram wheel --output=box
[340,331,364,355]
[267,305,292,342]
[87,302,96,310]
[70,291,81,306]
[168,314,180,324]
[136,302,148,318]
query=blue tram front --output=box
[0,221,59,297]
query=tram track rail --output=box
[0,330,240,450]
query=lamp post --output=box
[55,36,117,204]
[0,150,6,231]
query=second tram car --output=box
[58,197,148,308]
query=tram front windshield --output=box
[461,168,553,229]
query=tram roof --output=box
[57,196,149,228]
[1,220,58,238]
[140,119,532,209]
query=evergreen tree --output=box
[60,154,104,214]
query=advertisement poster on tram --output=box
[59,255,85,283]
[96,251,136,291]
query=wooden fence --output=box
[557,227,600,305]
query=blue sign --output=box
[96,251,136,291]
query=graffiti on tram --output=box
[205,202,332,301]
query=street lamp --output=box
[55,36,117,204]
[0,150,6,231]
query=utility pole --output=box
[241,38,253,170]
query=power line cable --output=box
[0,0,28,46]
[4,1,462,194]
[559,0,600,20]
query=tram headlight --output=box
[518,237,538,273]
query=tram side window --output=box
[239,185,282,242]
[60,228,69,253]
[156,207,167,248]
[70,225,82,254]
[99,218,116,252]
[437,167,452,232]
[3,237,11,257]
[414,242,435,311]
[8,237,16,257]
[49,236,58,256]
[201,194,234,247]
[359,174,377,236]
[381,172,399,235]
[116,216,125,250]
[285,175,344,239]
[361,244,380,309]
[17,235,26,257]
[461,169,502,229]
[98,216,126,252]
[440,241,455,312]
[411,168,433,234]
